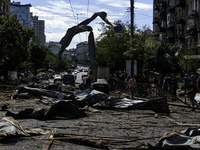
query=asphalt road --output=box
[0,83,199,150]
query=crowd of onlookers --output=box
[116,71,200,111]
[117,72,200,92]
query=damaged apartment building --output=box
[0,0,10,17]
[153,0,200,55]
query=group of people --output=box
[125,72,200,111]
[126,73,178,99]
[82,70,200,111]
[155,72,200,111]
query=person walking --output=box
[197,76,200,92]
[127,75,137,98]
[190,72,197,85]
[86,75,92,89]
[163,74,170,92]
[184,74,189,94]
[171,74,178,101]
[187,79,199,111]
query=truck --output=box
[97,66,110,81]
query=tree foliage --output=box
[126,26,156,76]
[0,15,34,79]
[178,48,196,73]
[96,22,182,77]
[45,50,69,72]
[147,42,181,75]
[29,43,48,75]
[96,21,130,73]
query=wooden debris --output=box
[41,129,55,150]
[43,134,110,150]
[155,86,190,106]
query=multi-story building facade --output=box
[76,41,89,64]
[153,0,200,54]
[30,13,46,45]
[0,0,10,17]
[10,1,31,28]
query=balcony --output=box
[175,0,185,7]
[167,22,175,28]
[159,10,166,18]
[187,25,196,31]
[188,10,197,18]
[187,26,197,36]
[167,6,175,12]
[177,34,183,40]
[159,27,166,32]
[154,4,159,10]
[187,30,196,36]
[153,18,159,24]
[0,10,5,16]
[176,17,185,24]
[166,34,175,42]
[159,33,166,41]
[160,2,166,8]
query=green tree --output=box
[0,15,34,80]
[178,48,196,73]
[148,42,181,75]
[96,21,130,74]
[29,43,48,75]
[16,61,33,76]
[45,49,69,72]
[125,26,156,76]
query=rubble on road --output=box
[0,117,29,137]
[149,128,200,150]
[0,82,199,150]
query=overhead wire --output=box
[68,0,82,42]
[87,0,89,18]
[77,13,82,42]
[68,0,77,23]
[85,0,90,39]
[125,12,130,24]
[135,11,153,18]
[122,11,130,24]
[120,10,128,22]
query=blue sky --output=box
[18,0,153,49]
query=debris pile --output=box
[0,81,198,149]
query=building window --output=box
[195,0,198,12]
[190,1,193,11]
[186,5,188,16]
[198,33,200,47]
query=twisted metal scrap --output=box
[58,12,113,81]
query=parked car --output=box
[53,74,62,83]
[63,74,75,86]
[92,79,110,95]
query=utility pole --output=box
[130,0,134,77]
[130,0,134,40]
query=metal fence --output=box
[114,80,175,100]
[136,83,165,99]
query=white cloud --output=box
[135,2,152,11]
[46,32,65,42]
[28,0,152,48]
[95,0,152,10]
